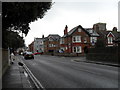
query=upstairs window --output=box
[108,37,113,44]
[60,38,64,44]
[49,36,53,41]
[49,44,52,47]
[90,37,97,43]
[73,36,81,43]
[40,41,43,44]
[73,37,76,42]
[78,28,81,32]
[49,38,53,41]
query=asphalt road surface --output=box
[18,55,118,89]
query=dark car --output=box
[24,52,34,59]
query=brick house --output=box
[106,31,115,46]
[28,41,34,52]
[44,34,61,53]
[106,27,120,46]
[93,23,120,47]
[60,25,99,54]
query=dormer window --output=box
[107,32,115,44]
[108,37,113,44]
[78,28,81,32]
[89,30,93,34]
[49,37,53,41]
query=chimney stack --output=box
[42,35,44,38]
[112,27,117,32]
[64,25,68,35]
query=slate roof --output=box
[62,26,77,37]
[112,31,120,38]
[63,25,99,37]
[85,28,99,37]
[114,37,120,43]
[44,34,61,41]
[96,30,107,38]
[113,32,120,43]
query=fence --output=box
[86,46,119,63]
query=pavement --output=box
[2,55,119,89]
[73,57,120,67]
[2,56,33,89]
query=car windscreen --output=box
[26,52,33,54]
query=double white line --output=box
[19,58,45,90]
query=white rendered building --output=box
[34,37,44,53]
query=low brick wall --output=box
[55,53,85,57]
[86,46,119,63]
[44,52,85,57]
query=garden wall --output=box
[86,46,119,63]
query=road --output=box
[18,55,118,88]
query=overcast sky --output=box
[24,0,119,46]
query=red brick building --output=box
[106,28,120,46]
[93,23,120,47]
[28,41,34,52]
[44,34,61,53]
[60,25,99,54]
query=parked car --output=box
[33,52,43,55]
[24,52,34,59]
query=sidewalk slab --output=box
[73,57,119,67]
[2,61,23,88]
[85,60,120,67]
[2,57,33,89]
